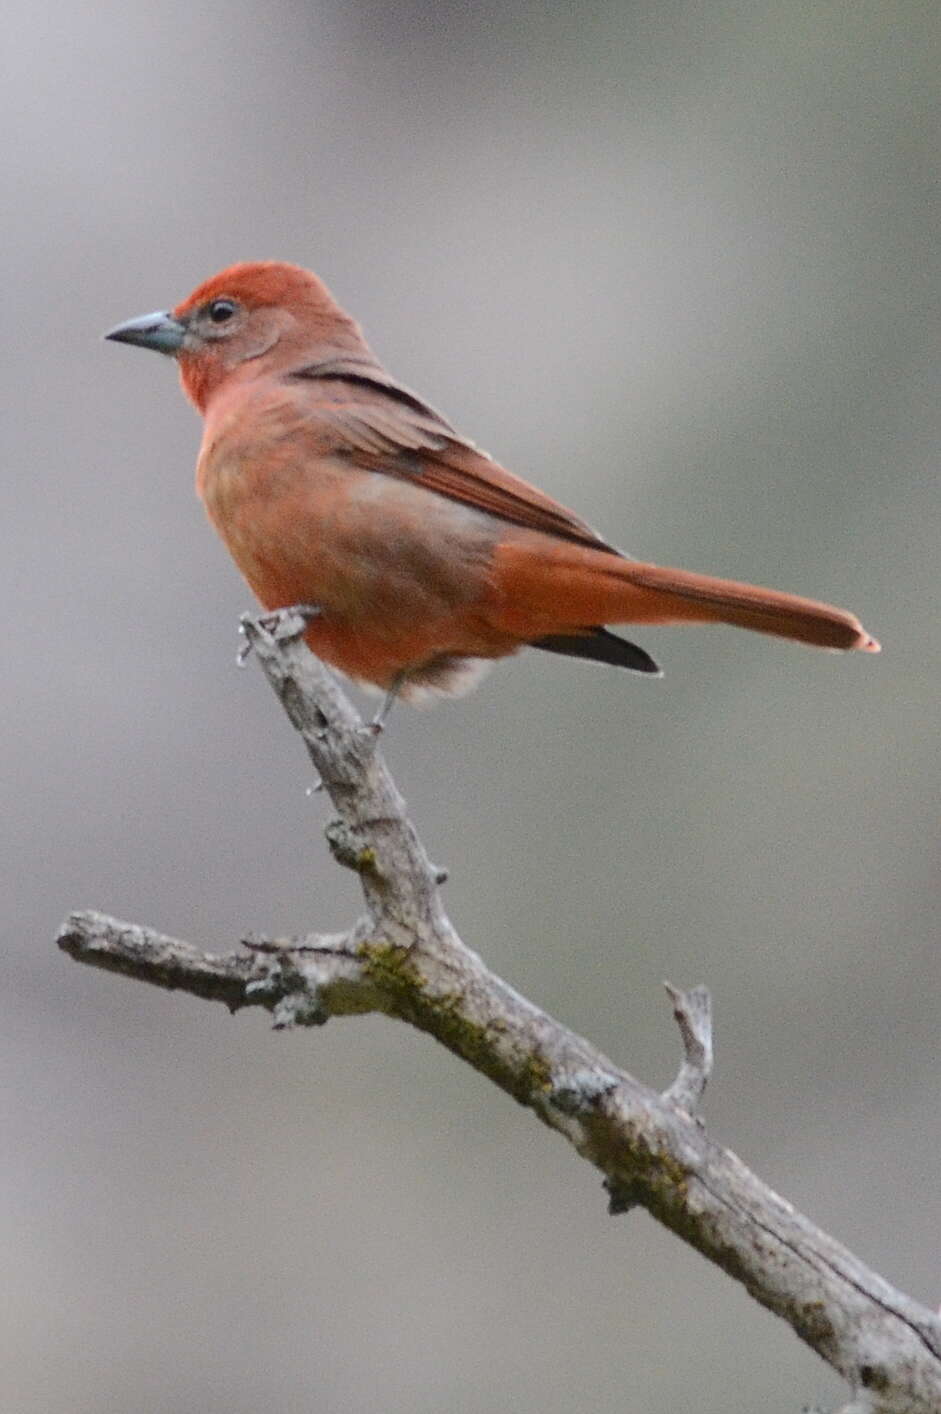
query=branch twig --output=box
[662,980,713,1114]
[58,615,941,1414]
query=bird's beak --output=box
[104,310,187,355]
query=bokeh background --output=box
[4,3,939,1411]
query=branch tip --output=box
[662,981,713,1115]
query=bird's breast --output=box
[195,423,501,624]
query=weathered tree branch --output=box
[58,613,941,1414]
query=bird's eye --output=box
[207,299,237,324]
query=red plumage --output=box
[108,261,879,703]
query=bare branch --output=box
[57,913,374,1027]
[58,616,941,1414]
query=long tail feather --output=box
[490,540,879,653]
[619,563,880,651]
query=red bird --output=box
[106,261,879,709]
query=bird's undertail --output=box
[531,629,661,674]
[615,562,880,652]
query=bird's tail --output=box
[492,541,880,653]
[613,561,880,651]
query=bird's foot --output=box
[237,604,323,664]
[360,672,408,735]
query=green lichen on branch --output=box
[359,939,553,1105]
[586,1111,692,1215]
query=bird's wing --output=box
[290,358,622,555]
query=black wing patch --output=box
[531,629,661,676]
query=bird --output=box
[106,260,879,714]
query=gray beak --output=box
[104,310,186,355]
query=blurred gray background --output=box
[3,2,939,1411]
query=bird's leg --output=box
[366,671,409,734]
[237,604,323,664]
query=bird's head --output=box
[105,261,364,411]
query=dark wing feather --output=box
[291,359,622,555]
[532,630,661,675]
